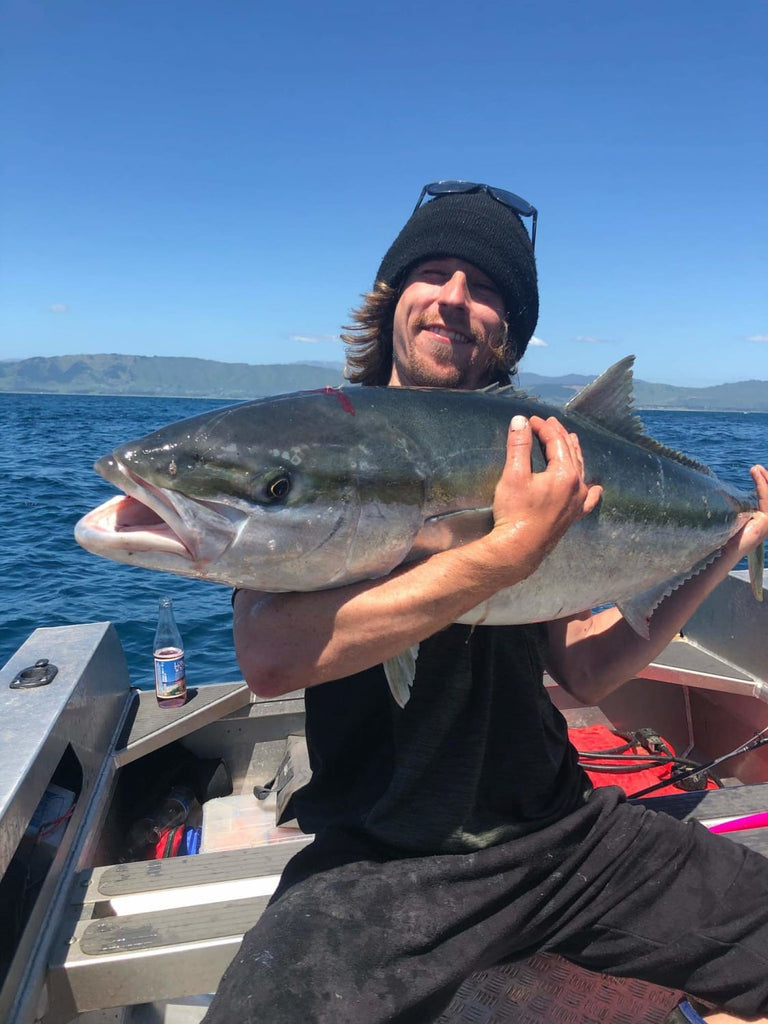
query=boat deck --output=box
[48,665,768,1023]
[48,781,768,1024]
[3,571,768,1023]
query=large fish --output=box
[75,357,763,705]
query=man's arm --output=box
[234,414,602,698]
[546,465,768,705]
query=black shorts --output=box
[204,787,768,1023]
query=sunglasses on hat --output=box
[412,180,538,252]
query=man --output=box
[205,183,768,1023]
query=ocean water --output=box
[2,393,767,689]
[1,393,238,690]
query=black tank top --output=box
[288,623,591,854]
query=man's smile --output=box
[422,324,474,345]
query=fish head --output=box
[75,390,428,591]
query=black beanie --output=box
[376,191,538,361]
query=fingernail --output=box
[511,415,528,430]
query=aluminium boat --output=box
[2,570,768,1024]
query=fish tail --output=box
[749,543,764,602]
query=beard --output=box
[392,316,506,389]
[393,346,471,388]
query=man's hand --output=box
[726,464,768,558]
[481,415,602,579]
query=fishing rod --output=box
[579,755,706,776]
[629,725,768,799]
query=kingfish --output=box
[75,357,763,705]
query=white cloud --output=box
[747,334,768,343]
[528,335,547,347]
[575,335,611,345]
[290,333,339,344]
[50,303,69,314]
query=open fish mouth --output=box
[76,494,193,559]
[75,456,237,565]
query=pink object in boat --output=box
[708,811,768,833]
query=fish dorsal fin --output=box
[480,381,537,401]
[479,382,519,395]
[564,356,714,476]
[564,356,641,436]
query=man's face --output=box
[389,257,508,390]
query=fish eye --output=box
[265,473,291,501]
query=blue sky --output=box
[2,0,766,386]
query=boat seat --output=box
[46,838,312,1022]
[45,782,768,1023]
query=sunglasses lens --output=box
[425,180,477,199]
[425,181,534,219]
[488,187,535,218]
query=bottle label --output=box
[154,647,186,698]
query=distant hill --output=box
[0,354,344,398]
[517,372,596,406]
[3,354,768,411]
[518,371,768,412]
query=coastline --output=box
[2,390,766,414]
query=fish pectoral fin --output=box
[749,544,764,602]
[383,644,420,708]
[618,552,725,637]
[408,509,494,562]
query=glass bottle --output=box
[153,596,187,708]
[120,785,196,862]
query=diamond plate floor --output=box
[438,953,684,1023]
